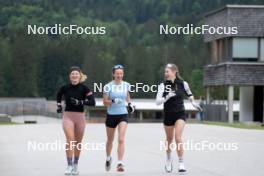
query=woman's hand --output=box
[112,98,123,104]
[127,103,135,114]
[189,96,203,112]
[57,103,63,113]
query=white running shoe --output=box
[165,159,173,173]
[64,165,73,175]
[72,164,79,175]
[117,163,125,172]
[178,162,187,174]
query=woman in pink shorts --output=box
[56,66,95,175]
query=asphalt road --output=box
[1,120,264,176]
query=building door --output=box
[253,86,264,122]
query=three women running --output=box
[57,64,201,174]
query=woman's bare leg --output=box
[117,122,127,161]
[164,125,174,159]
[106,127,116,157]
[175,119,185,158]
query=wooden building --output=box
[203,5,264,123]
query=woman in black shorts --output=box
[103,65,134,172]
[156,63,202,174]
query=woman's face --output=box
[113,69,124,81]
[164,68,176,80]
[69,71,81,84]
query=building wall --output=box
[203,8,229,42]
[204,62,264,86]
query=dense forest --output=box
[0,0,263,99]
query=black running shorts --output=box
[163,110,186,126]
[105,114,128,128]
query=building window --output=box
[232,38,258,61]
[261,38,264,61]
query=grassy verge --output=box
[188,120,264,130]
[0,122,17,125]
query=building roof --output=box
[203,4,264,42]
[205,4,264,17]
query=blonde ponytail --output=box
[80,72,87,83]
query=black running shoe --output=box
[105,157,112,172]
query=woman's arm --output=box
[183,81,202,111]
[70,86,96,106]
[126,91,135,113]
[56,86,65,113]
[155,83,176,105]
[83,91,96,106]
[156,83,165,105]
[103,94,112,106]
[56,86,64,105]
[126,92,131,103]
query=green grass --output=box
[189,120,264,130]
[0,122,17,125]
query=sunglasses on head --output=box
[113,64,124,69]
[166,64,173,68]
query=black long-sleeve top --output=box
[56,83,96,112]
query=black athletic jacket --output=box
[156,79,193,113]
[57,83,95,112]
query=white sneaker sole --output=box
[165,163,173,173]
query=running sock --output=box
[166,152,172,161]
[106,156,111,161]
[117,160,123,165]
[67,157,73,166]
[179,156,184,163]
[73,156,79,165]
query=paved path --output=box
[1,121,264,176]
